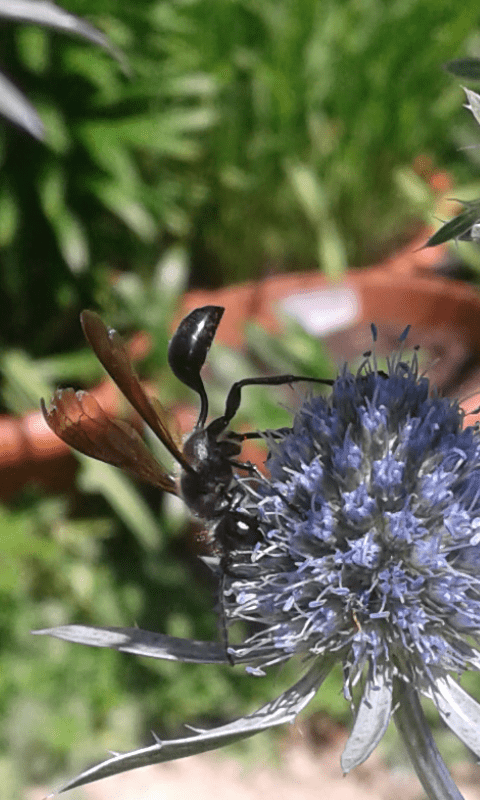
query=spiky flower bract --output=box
[38,328,480,800]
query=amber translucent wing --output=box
[80,310,190,471]
[42,389,177,494]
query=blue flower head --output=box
[38,327,480,799]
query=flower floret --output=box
[225,345,480,694]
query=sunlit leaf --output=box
[53,210,89,274]
[0,71,44,139]
[0,0,117,56]
[464,87,480,127]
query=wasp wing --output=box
[42,389,177,494]
[80,310,190,471]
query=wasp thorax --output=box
[180,428,242,519]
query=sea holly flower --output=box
[37,326,480,799]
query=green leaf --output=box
[36,348,102,385]
[423,199,480,247]
[38,165,89,271]
[53,209,89,274]
[37,102,70,154]
[0,187,19,245]
[78,458,164,553]
[0,348,51,412]
[81,108,216,160]
[286,162,347,276]
[92,181,156,240]
[16,25,49,74]
[444,57,480,81]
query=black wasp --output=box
[42,306,332,558]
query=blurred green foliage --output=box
[0,0,217,354]
[1,0,479,354]
[2,0,480,793]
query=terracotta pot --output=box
[3,230,480,501]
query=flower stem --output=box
[393,679,464,800]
